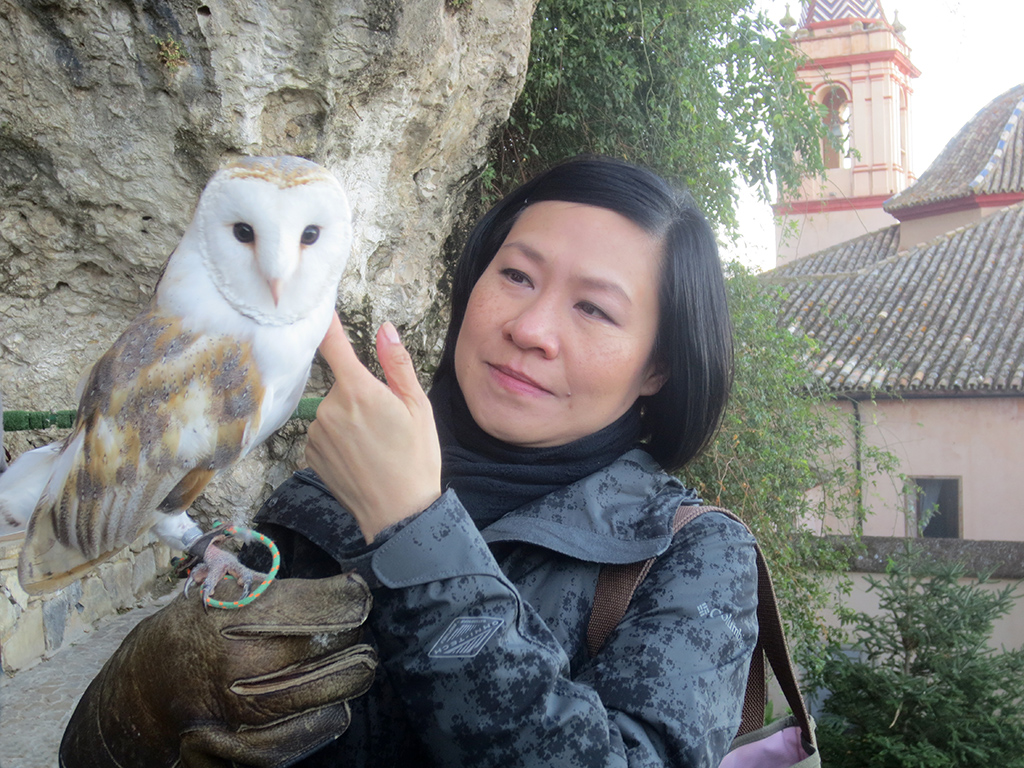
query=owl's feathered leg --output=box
[154,514,266,603]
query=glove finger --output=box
[219,571,372,638]
[229,643,377,720]
[180,700,352,768]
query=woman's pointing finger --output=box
[317,311,360,379]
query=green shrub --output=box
[809,544,1024,767]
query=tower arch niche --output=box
[820,83,852,169]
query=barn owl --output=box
[0,156,352,598]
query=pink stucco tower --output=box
[773,0,920,264]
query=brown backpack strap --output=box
[586,505,815,747]
[585,506,697,658]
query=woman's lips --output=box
[488,364,553,396]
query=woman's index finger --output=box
[317,311,362,378]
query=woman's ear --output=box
[639,366,668,397]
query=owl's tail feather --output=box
[16,432,120,595]
[18,502,125,596]
[19,540,121,595]
[0,442,62,536]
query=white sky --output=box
[722,0,1024,272]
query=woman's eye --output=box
[501,268,531,286]
[301,225,320,245]
[233,222,255,243]
[578,301,611,321]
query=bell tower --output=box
[774,0,920,264]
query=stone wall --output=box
[846,535,1024,579]
[0,530,173,673]
[0,0,536,671]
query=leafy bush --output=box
[487,0,831,229]
[809,544,1024,767]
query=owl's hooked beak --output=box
[267,278,283,306]
[254,230,299,308]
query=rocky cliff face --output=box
[0,0,534,523]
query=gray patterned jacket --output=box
[253,448,758,768]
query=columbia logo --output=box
[428,617,505,659]
[698,602,743,642]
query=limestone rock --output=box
[0,602,44,673]
[0,0,535,525]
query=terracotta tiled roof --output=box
[765,203,1024,394]
[885,83,1024,214]
[770,224,899,278]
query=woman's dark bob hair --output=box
[433,155,733,473]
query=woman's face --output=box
[454,200,667,448]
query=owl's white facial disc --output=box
[196,157,352,326]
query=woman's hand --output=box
[306,313,442,543]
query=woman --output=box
[62,156,758,767]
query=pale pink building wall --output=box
[830,396,1024,540]
[897,209,983,251]
[813,395,1024,657]
[776,207,900,266]
[898,202,1013,251]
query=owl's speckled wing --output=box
[18,305,267,593]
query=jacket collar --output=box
[480,449,699,564]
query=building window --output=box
[908,477,960,538]
[821,85,850,169]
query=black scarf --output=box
[429,374,643,528]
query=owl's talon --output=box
[183,561,209,600]
[182,534,266,604]
[237,572,254,600]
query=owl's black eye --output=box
[233,223,255,243]
[301,225,320,245]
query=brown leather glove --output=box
[60,572,377,768]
